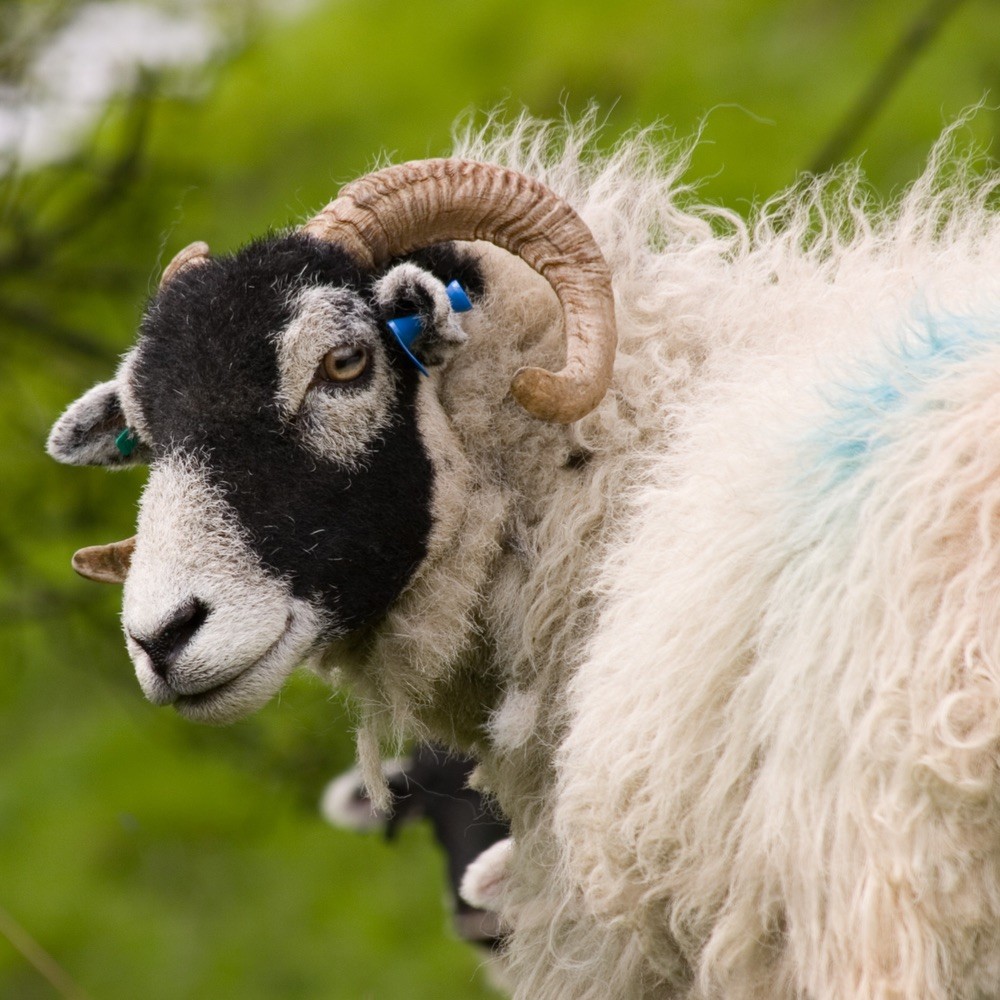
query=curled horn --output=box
[301,159,617,424]
[72,536,136,584]
[161,241,210,287]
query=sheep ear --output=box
[374,262,470,372]
[46,380,148,467]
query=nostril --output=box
[131,598,210,679]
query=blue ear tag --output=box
[386,315,429,375]
[386,280,472,377]
[445,280,473,313]
[115,427,139,457]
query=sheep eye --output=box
[320,344,369,383]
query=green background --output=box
[2,0,998,996]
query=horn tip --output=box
[510,366,605,424]
[71,538,134,585]
[161,241,211,287]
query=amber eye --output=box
[320,344,370,383]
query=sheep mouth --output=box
[171,664,268,719]
[169,612,306,723]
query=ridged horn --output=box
[161,241,210,287]
[301,159,617,423]
[72,536,136,584]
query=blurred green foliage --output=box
[1,0,998,996]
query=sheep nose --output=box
[130,599,210,678]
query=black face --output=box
[130,233,479,633]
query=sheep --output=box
[320,744,509,948]
[46,114,1000,998]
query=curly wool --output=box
[339,114,1000,997]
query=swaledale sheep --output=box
[47,118,1000,998]
[320,744,509,948]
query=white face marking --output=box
[275,286,395,470]
[459,837,514,912]
[318,756,409,831]
[122,452,329,723]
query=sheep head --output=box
[46,160,617,724]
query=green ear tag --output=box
[115,428,138,457]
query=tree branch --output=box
[0,296,117,363]
[0,77,156,276]
[808,0,971,174]
[0,903,91,1000]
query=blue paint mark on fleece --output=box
[811,310,1000,484]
